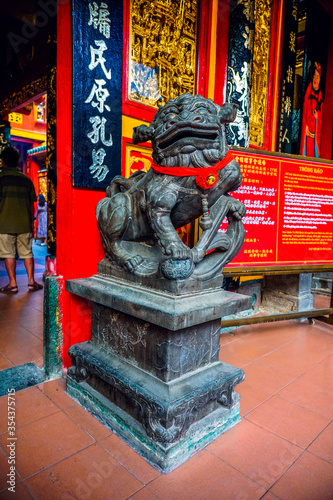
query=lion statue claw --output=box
[96,93,245,281]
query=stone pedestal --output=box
[261,273,313,313]
[312,272,333,296]
[66,276,251,472]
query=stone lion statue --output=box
[96,93,245,282]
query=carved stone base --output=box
[261,273,313,313]
[65,275,251,472]
[67,341,243,472]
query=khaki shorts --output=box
[0,233,33,259]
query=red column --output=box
[57,0,105,368]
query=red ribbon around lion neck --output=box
[151,150,234,189]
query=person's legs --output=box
[23,257,35,285]
[0,235,18,291]
[17,233,43,291]
[4,258,17,287]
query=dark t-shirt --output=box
[0,167,37,234]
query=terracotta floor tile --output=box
[0,354,13,371]
[243,361,296,395]
[37,378,76,409]
[0,305,41,321]
[15,307,43,320]
[100,434,160,484]
[224,336,276,361]
[18,313,43,335]
[311,317,333,334]
[0,325,36,348]
[206,419,303,490]
[65,404,112,441]
[219,343,254,368]
[33,357,44,369]
[298,362,333,389]
[237,381,271,416]
[307,422,333,464]
[304,325,333,344]
[0,297,13,312]
[0,482,34,499]
[275,334,333,366]
[0,333,43,367]
[233,321,310,349]
[0,319,17,333]
[30,325,43,341]
[148,450,266,500]
[258,348,317,378]
[0,411,94,479]
[236,330,292,351]
[219,332,239,346]
[278,368,333,419]
[321,353,333,368]
[224,324,255,339]
[313,294,330,309]
[128,487,160,500]
[0,386,59,434]
[0,296,27,313]
[25,442,143,500]
[270,451,333,500]
[259,493,280,499]
[245,395,330,448]
[0,448,19,492]
[28,303,43,313]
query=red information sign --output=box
[221,151,333,267]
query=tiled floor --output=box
[0,263,333,498]
[0,243,46,370]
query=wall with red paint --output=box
[57,0,105,368]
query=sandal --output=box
[28,282,43,292]
[0,284,18,294]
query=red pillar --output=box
[57,0,105,368]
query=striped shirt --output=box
[0,167,37,234]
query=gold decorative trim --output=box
[129,0,198,108]
[0,74,48,117]
[46,65,57,247]
[249,0,272,147]
[124,142,153,178]
[11,130,46,141]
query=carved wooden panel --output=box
[128,0,198,108]
[249,0,273,147]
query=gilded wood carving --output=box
[249,0,272,147]
[129,0,198,107]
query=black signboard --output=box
[72,0,123,188]
[277,0,298,154]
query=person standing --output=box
[0,146,43,293]
[34,194,48,245]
